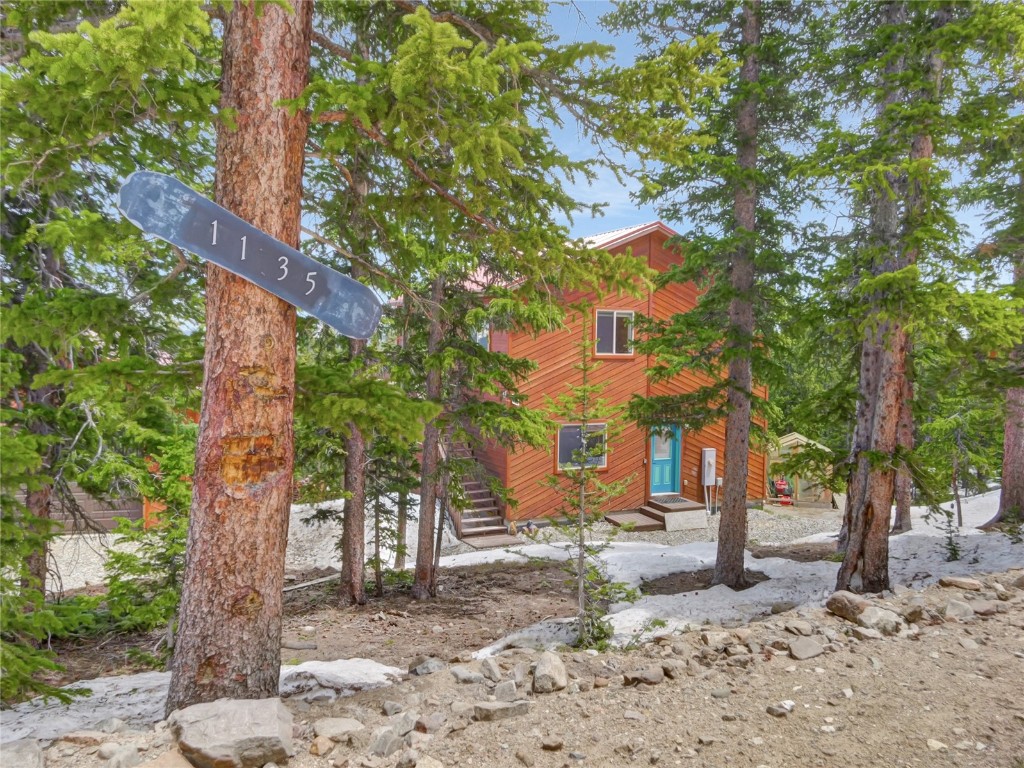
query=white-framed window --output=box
[557,423,608,469]
[595,309,633,355]
[472,324,489,350]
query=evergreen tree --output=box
[605,0,819,587]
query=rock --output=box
[959,637,980,651]
[395,749,419,768]
[450,700,476,718]
[481,657,502,682]
[450,665,485,684]
[409,657,446,676]
[710,688,731,699]
[474,701,530,722]
[788,637,824,661]
[943,600,975,620]
[368,727,404,757]
[771,601,797,614]
[310,735,336,756]
[391,712,419,737]
[700,631,732,648]
[382,701,404,716]
[623,710,643,721]
[856,606,904,636]
[542,736,564,751]
[416,756,444,768]
[927,739,948,751]
[1013,573,1024,589]
[494,680,517,701]
[168,698,293,768]
[415,712,447,734]
[138,751,194,768]
[900,603,925,623]
[661,659,687,680]
[766,700,795,718]
[532,652,568,693]
[784,620,814,637]
[970,600,999,616]
[99,744,142,768]
[939,577,982,591]
[594,676,610,688]
[826,591,869,623]
[96,717,129,734]
[2,739,43,768]
[516,748,536,766]
[623,667,664,686]
[852,627,883,641]
[60,730,110,746]
[315,717,365,743]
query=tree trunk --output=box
[394,489,408,570]
[339,416,367,605]
[373,499,383,597]
[838,1,912,594]
[952,452,963,527]
[22,484,52,593]
[713,0,759,589]
[166,0,312,715]
[891,349,914,533]
[986,251,1024,527]
[412,274,445,600]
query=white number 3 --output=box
[277,256,288,281]
[305,272,317,295]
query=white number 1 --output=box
[211,219,218,245]
[240,236,246,260]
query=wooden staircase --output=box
[449,444,508,541]
[606,496,707,532]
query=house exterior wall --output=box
[497,227,767,521]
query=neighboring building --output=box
[469,221,767,524]
[768,432,834,507]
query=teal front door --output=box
[650,426,681,495]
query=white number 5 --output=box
[277,256,288,281]
[305,272,317,296]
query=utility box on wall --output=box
[701,448,717,486]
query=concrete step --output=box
[647,497,705,514]
[639,504,708,532]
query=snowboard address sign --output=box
[118,171,383,340]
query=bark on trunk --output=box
[394,489,408,570]
[166,0,312,715]
[891,348,914,534]
[952,452,963,527]
[339,413,367,605]
[713,0,759,589]
[22,484,52,593]
[987,252,1024,527]
[412,275,446,600]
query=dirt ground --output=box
[35,550,1024,768]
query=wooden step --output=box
[461,524,510,537]
[605,511,663,532]
[646,497,705,514]
[462,514,504,526]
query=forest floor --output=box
[31,548,1024,768]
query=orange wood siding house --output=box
[476,222,766,521]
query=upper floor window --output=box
[595,309,633,355]
[472,325,489,350]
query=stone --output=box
[450,665,485,684]
[409,657,446,676]
[661,659,687,680]
[60,730,110,746]
[852,627,883,641]
[168,698,293,768]
[927,739,949,751]
[391,712,420,737]
[788,637,824,661]
[310,736,336,756]
[414,712,447,734]
[939,577,982,591]
[856,606,904,636]
[516,748,536,766]
[96,717,130,734]
[2,740,43,768]
[826,591,869,623]
[542,736,564,751]
[382,701,404,716]
[415,757,444,768]
[959,637,980,651]
[710,688,731,699]
[450,700,476,718]
[593,676,610,688]
[900,603,925,623]
[395,749,419,768]
[494,680,517,701]
[315,717,365,743]
[943,600,975,620]
[481,657,502,682]
[138,751,194,768]
[532,652,568,693]
[784,620,814,637]
[700,631,732,648]
[623,710,643,721]
[368,727,404,757]
[970,600,999,616]
[771,601,797,614]
[623,667,664,686]
[766,700,795,718]
[474,701,530,722]
[99,744,142,768]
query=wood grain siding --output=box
[502,226,767,519]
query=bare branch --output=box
[127,245,191,305]
[312,30,353,61]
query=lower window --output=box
[557,423,607,469]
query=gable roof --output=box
[582,221,680,251]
